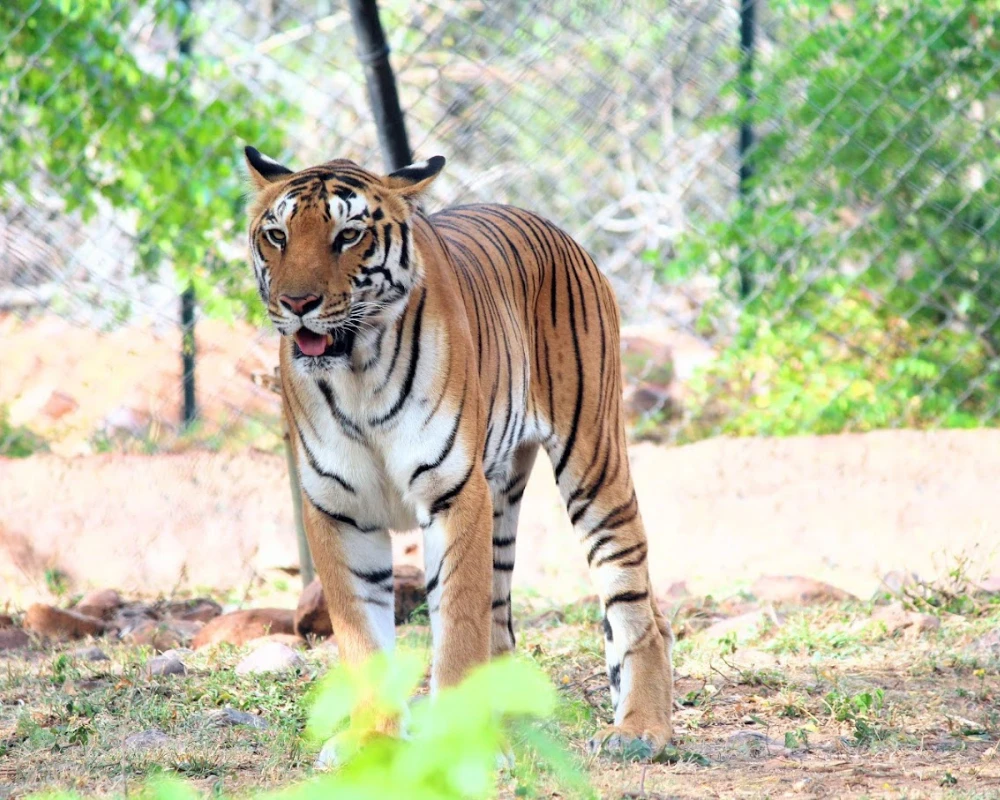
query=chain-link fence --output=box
[3,0,999,463]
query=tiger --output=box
[243,145,674,755]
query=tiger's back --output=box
[429,204,624,482]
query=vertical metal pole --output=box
[737,0,757,300]
[347,0,412,172]
[179,0,197,426]
[181,286,197,425]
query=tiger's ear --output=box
[384,156,445,203]
[244,146,293,191]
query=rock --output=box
[23,604,105,640]
[701,608,781,642]
[874,571,923,603]
[0,614,15,629]
[102,406,147,437]
[192,608,296,650]
[75,589,124,620]
[235,642,304,675]
[726,731,791,758]
[112,603,158,634]
[146,654,186,677]
[41,390,78,420]
[974,576,1000,597]
[750,575,855,606]
[620,335,675,385]
[656,582,692,612]
[124,729,174,751]
[165,619,203,644]
[0,628,30,652]
[72,646,110,662]
[871,602,940,638]
[200,707,270,729]
[968,629,1000,657]
[395,564,426,624]
[121,620,184,653]
[624,382,675,419]
[159,648,194,660]
[246,633,308,650]
[165,598,223,623]
[295,579,331,638]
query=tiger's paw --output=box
[314,726,403,771]
[314,734,348,771]
[587,724,671,762]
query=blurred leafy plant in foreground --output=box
[665,0,1000,439]
[26,650,590,800]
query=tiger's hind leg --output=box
[543,410,673,755]
[558,448,674,755]
[488,443,539,656]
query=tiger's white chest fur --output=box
[285,313,482,535]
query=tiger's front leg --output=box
[301,500,397,735]
[422,466,494,691]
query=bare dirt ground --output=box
[2,429,998,608]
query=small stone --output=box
[0,614,15,629]
[72,646,110,662]
[146,655,186,677]
[750,575,855,606]
[874,571,923,603]
[75,589,123,620]
[968,629,1000,657]
[159,648,194,659]
[41,390,78,420]
[121,620,184,653]
[975,576,1000,597]
[164,619,204,644]
[235,642,304,675]
[701,608,781,642]
[395,564,427,624]
[295,579,331,638]
[112,603,158,635]
[125,729,174,750]
[246,633,308,650]
[726,731,790,758]
[201,707,270,729]
[165,598,223,623]
[192,608,296,650]
[23,604,105,640]
[0,628,30,652]
[871,602,940,639]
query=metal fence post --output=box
[347,0,412,172]
[179,0,197,426]
[737,0,757,301]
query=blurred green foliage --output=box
[0,0,293,323]
[0,406,48,458]
[667,0,1000,438]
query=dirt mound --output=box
[0,313,282,455]
[2,429,997,606]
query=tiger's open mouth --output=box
[293,327,355,359]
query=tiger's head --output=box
[243,146,444,366]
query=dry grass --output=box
[1,592,998,800]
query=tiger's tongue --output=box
[295,330,327,356]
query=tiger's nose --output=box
[279,294,323,316]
